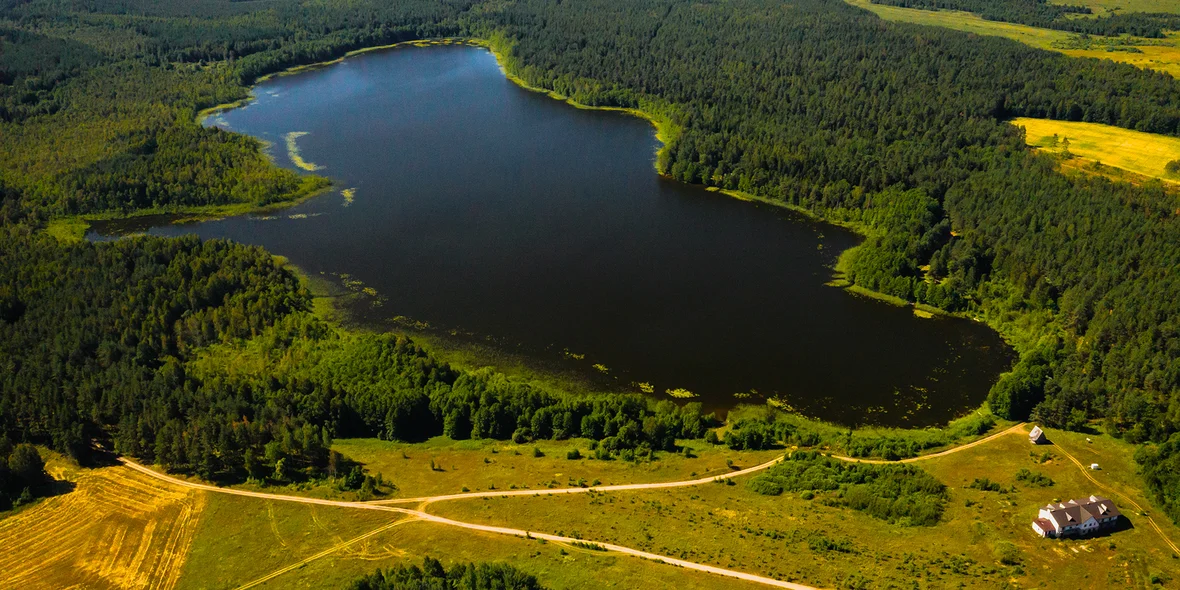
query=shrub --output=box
[747,479,784,496]
[994,541,1023,566]
[566,448,582,460]
[746,451,948,526]
[1015,468,1054,487]
[1166,160,1180,175]
[967,478,1005,492]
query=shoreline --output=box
[83,33,1013,429]
[44,178,331,242]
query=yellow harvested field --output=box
[1012,117,1180,183]
[0,466,205,590]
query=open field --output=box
[1013,117,1180,184]
[1052,0,1180,15]
[177,493,403,590]
[0,462,205,590]
[2,423,1176,589]
[178,493,760,590]
[333,437,784,500]
[845,0,1180,79]
[433,425,1180,589]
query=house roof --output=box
[1042,496,1120,528]
[1029,426,1045,440]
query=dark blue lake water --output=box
[89,45,1013,426]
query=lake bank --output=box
[87,43,1014,426]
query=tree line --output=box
[0,229,716,484]
[347,558,546,590]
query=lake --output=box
[89,44,1013,426]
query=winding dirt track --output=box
[115,422,1036,589]
[1051,441,1180,556]
[119,459,818,589]
[374,422,1028,505]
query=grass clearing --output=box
[193,514,757,590]
[1013,117,1180,184]
[1051,0,1180,16]
[432,426,1180,589]
[43,217,90,242]
[333,436,782,499]
[845,0,1180,79]
[0,463,204,590]
[177,493,396,590]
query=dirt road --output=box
[120,459,818,589]
[374,422,1026,505]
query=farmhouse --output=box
[1029,425,1047,444]
[1031,495,1121,538]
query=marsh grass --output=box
[284,131,325,172]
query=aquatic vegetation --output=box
[284,131,325,171]
[637,382,655,394]
[362,287,377,296]
[666,387,698,399]
[341,187,356,206]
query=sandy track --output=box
[371,454,786,505]
[371,423,1026,506]
[114,424,1035,590]
[120,459,816,589]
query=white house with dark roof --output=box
[1029,425,1047,444]
[1031,495,1121,538]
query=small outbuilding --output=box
[1029,425,1048,445]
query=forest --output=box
[0,228,715,483]
[0,0,1177,518]
[869,0,1180,38]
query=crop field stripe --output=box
[0,468,206,590]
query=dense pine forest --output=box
[0,0,1177,517]
[869,0,1180,38]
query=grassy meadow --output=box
[333,437,782,499]
[1014,117,1180,183]
[4,424,1179,589]
[1052,0,1180,16]
[844,0,1180,79]
[431,426,1180,589]
[179,498,759,590]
